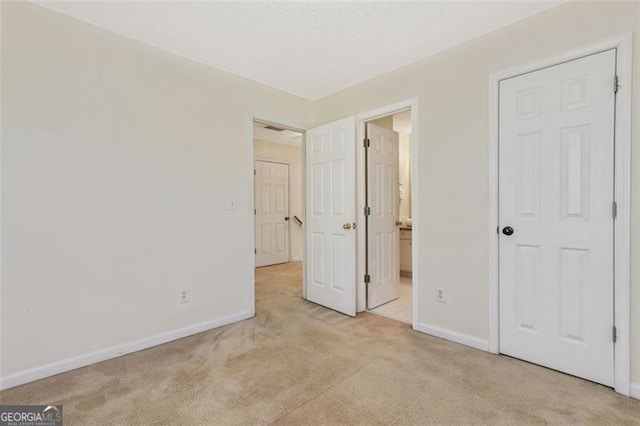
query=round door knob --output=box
[502,226,514,236]
[284,217,290,221]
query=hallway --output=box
[1,262,638,424]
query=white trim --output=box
[300,131,307,299]
[0,310,253,391]
[354,98,419,332]
[416,322,489,352]
[356,119,367,312]
[611,34,633,398]
[630,383,640,400]
[488,33,633,396]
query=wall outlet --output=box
[179,289,190,304]
[436,287,447,303]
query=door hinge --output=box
[364,206,371,216]
[613,326,618,343]
[614,75,620,93]
[254,169,256,175]
[364,274,371,284]
[363,138,370,148]
[254,248,257,254]
[612,201,618,219]
[254,209,256,215]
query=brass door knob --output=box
[343,223,352,230]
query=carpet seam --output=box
[268,361,374,424]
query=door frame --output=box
[249,116,307,311]
[487,33,632,396]
[355,98,419,330]
[253,159,292,265]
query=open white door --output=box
[305,117,357,316]
[366,123,400,309]
[499,50,615,386]
[254,160,290,267]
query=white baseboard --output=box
[291,257,302,262]
[630,382,640,400]
[0,310,253,391]
[415,322,489,352]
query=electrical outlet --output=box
[436,287,446,303]
[179,289,190,304]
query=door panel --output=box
[254,160,290,267]
[499,50,615,386]
[305,117,356,316]
[366,122,400,309]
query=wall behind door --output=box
[398,133,411,221]
[313,1,640,384]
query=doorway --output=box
[364,111,413,325]
[253,120,304,268]
[303,100,418,326]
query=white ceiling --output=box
[35,1,562,100]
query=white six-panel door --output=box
[366,122,400,309]
[305,117,357,316]
[499,50,616,386]
[254,160,290,267]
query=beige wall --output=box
[0,2,312,384]
[398,133,411,220]
[253,139,303,261]
[313,1,640,384]
[370,115,393,130]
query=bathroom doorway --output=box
[364,110,413,324]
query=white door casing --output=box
[254,160,290,267]
[366,122,400,309]
[305,117,357,316]
[498,50,616,386]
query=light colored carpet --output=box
[1,262,639,425]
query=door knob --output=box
[395,220,402,227]
[502,226,514,236]
[343,223,352,230]
[284,216,290,221]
